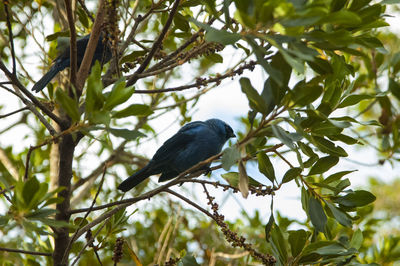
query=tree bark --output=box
[53,132,75,265]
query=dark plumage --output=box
[32,34,112,92]
[118,119,235,192]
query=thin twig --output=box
[126,0,181,86]
[24,142,49,180]
[133,61,256,94]
[0,60,63,130]
[0,107,29,119]
[3,2,16,75]
[70,218,110,266]
[61,166,108,264]
[0,246,51,256]
[78,0,95,22]
[64,0,78,93]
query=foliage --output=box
[0,0,400,265]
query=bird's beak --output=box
[230,132,236,138]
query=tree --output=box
[0,0,399,265]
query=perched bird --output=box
[118,119,235,192]
[32,33,112,92]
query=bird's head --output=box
[206,119,236,141]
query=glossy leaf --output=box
[240,77,269,114]
[334,190,376,207]
[113,104,153,118]
[289,229,308,257]
[338,94,374,108]
[221,146,241,171]
[103,77,134,110]
[308,195,327,232]
[270,224,288,264]
[107,128,146,140]
[325,202,352,227]
[55,89,80,122]
[86,62,104,113]
[282,167,302,184]
[308,156,339,175]
[257,152,275,183]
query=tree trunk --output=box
[53,133,75,265]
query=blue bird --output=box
[32,34,112,92]
[118,119,235,192]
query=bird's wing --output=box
[150,121,206,166]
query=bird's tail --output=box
[117,165,152,192]
[32,65,62,92]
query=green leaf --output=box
[23,177,40,208]
[282,167,302,184]
[308,195,327,232]
[173,13,190,31]
[265,198,274,242]
[322,170,356,184]
[320,10,362,26]
[350,229,363,249]
[177,254,200,266]
[103,78,134,110]
[337,94,374,108]
[26,208,58,219]
[388,78,400,101]
[301,240,336,256]
[307,57,333,75]
[86,61,104,113]
[312,136,348,157]
[334,190,376,207]
[311,121,344,136]
[240,78,269,114]
[221,172,262,187]
[325,202,352,227]
[328,134,359,145]
[270,224,288,264]
[288,230,308,257]
[43,197,64,207]
[298,142,316,157]
[308,156,339,175]
[89,110,111,125]
[221,146,241,171]
[314,243,356,256]
[204,53,223,63]
[120,51,147,64]
[55,89,80,122]
[257,152,275,183]
[27,183,49,210]
[107,128,146,140]
[271,125,295,149]
[291,81,323,106]
[190,18,241,45]
[112,104,153,118]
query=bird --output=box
[118,119,235,192]
[32,33,112,92]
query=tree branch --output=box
[0,107,29,119]
[0,246,52,256]
[0,60,63,130]
[64,0,78,94]
[3,2,16,75]
[61,165,107,265]
[126,0,181,86]
[76,0,106,93]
